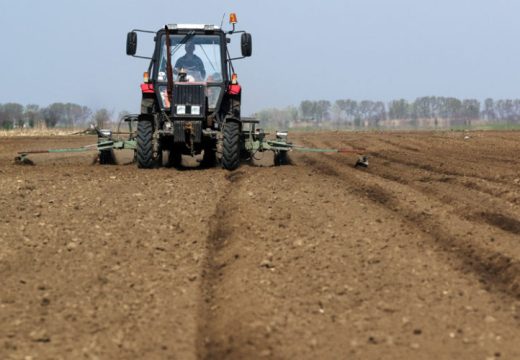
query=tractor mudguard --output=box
[224,117,241,130]
[137,114,153,122]
[141,96,155,115]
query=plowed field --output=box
[1,131,519,360]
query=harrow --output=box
[15,116,368,168]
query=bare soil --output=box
[1,131,519,359]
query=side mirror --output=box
[241,33,252,57]
[126,31,137,56]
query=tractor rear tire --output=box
[222,122,240,170]
[137,121,155,168]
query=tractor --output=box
[126,14,253,170]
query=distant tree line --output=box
[0,102,123,130]
[256,97,520,129]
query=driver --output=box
[174,42,206,80]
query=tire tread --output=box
[137,121,154,168]
[222,122,240,170]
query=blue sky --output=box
[1,0,519,115]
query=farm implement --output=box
[15,117,369,168]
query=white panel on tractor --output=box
[167,24,220,30]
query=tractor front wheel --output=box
[222,122,240,170]
[137,121,155,168]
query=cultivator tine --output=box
[14,153,34,166]
[355,156,369,168]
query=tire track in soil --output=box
[324,132,518,185]
[381,153,520,190]
[476,212,520,235]
[368,160,520,236]
[362,157,520,232]
[298,154,520,302]
[321,139,520,235]
[377,138,421,153]
[196,170,248,359]
[371,152,509,184]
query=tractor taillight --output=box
[143,72,149,83]
[231,73,238,85]
[229,13,238,24]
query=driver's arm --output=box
[173,57,185,74]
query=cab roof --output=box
[166,24,221,31]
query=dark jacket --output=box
[174,54,206,79]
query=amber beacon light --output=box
[229,13,238,24]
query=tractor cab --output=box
[153,26,228,111]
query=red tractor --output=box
[126,14,253,170]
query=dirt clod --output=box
[28,330,50,343]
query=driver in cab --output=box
[174,42,206,81]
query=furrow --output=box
[298,154,520,301]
